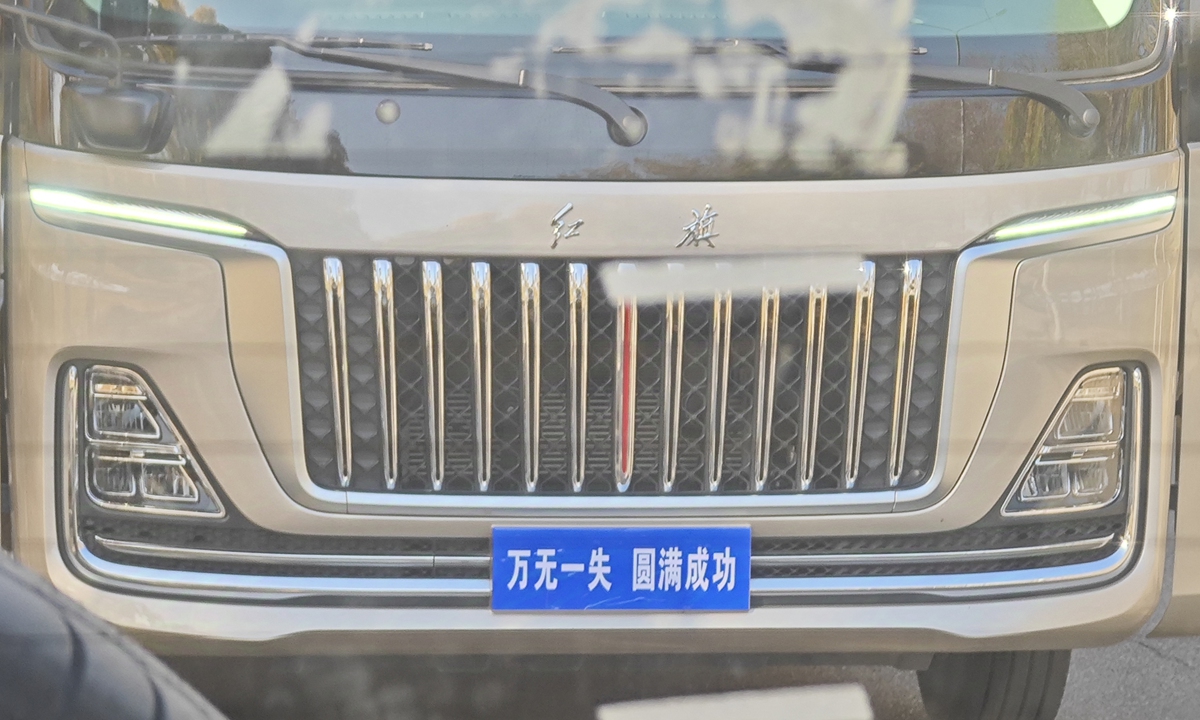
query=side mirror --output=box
[63,82,174,155]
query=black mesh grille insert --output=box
[292,253,956,495]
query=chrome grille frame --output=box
[292,254,955,497]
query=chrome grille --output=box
[292,254,955,495]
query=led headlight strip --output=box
[29,187,251,238]
[986,192,1176,243]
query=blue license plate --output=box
[491,526,751,612]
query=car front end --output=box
[0,0,1183,682]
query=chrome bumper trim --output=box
[69,535,1134,602]
[93,533,1113,572]
[749,535,1113,567]
[77,531,1127,602]
[94,536,438,569]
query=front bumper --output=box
[7,142,1183,655]
[46,544,1165,656]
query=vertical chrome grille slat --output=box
[661,286,685,493]
[519,263,541,493]
[706,291,733,493]
[372,259,399,490]
[567,263,589,493]
[889,259,923,486]
[752,288,781,492]
[322,258,353,488]
[843,262,876,489]
[797,286,827,490]
[470,262,493,492]
[421,260,446,491]
[614,264,638,493]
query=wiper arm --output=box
[556,39,1100,138]
[908,65,1100,137]
[133,33,649,146]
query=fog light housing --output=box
[1003,366,1142,516]
[63,364,224,517]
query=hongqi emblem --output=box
[678,204,719,248]
[551,203,584,249]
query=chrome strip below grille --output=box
[750,535,1114,567]
[323,257,353,487]
[94,533,1113,570]
[96,536,437,569]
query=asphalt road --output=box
[172,635,1200,720]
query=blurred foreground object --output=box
[0,552,226,720]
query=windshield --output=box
[37,0,1167,180]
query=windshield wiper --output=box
[758,42,1102,137]
[129,33,649,146]
[555,39,1101,138]
[907,65,1100,137]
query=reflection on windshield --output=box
[86,0,1139,38]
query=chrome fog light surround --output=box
[60,364,224,518]
[1003,366,1144,517]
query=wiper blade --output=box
[774,43,1101,137]
[132,33,649,146]
[556,39,1101,138]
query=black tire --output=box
[918,650,1071,720]
[0,552,226,720]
